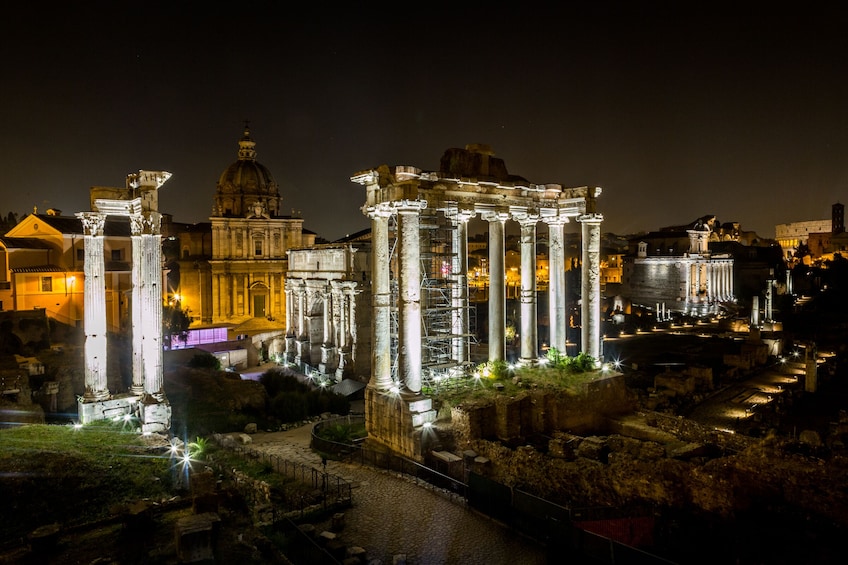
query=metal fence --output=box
[210,437,352,519]
[312,415,467,504]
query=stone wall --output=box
[449,374,635,448]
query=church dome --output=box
[213,126,281,217]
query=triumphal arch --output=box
[76,170,172,433]
[351,144,603,459]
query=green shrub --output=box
[188,352,221,370]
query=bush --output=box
[188,352,221,370]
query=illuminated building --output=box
[168,126,317,344]
[622,216,735,316]
[775,203,842,260]
[0,209,131,333]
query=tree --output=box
[163,304,191,346]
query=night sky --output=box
[3,3,848,242]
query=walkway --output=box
[249,423,549,565]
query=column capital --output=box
[363,203,394,220]
[392,199,427,213]
[445,207,476,223]
[543,214,570,226]
[513,212,540,227]
[578,213,604,224]
[129,211,163,235]
[482,211,510,223]
[76,212,106,236]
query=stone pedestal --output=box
[77,394,139,424]
[139,396,172,434]
[364,385,438,461]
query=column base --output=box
[77,394,139,425]
[364,385,438,462]
[139,395,172,434]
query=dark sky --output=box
[3,2,848,241]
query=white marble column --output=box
[141,213,165,399]
[78,212,109,401]
[579,213,603,361]
[546,217,568,353]
[397,201,425,394]
[368,206,393,390]
[516,214,539,365]
[130,214,145,394]
[484,212,509,362]
[450,209,473,365]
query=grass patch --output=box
[315,421,367,444]
[428,356,606,408]
[0,421,174,543]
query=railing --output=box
[311,416,468,504]
[209,435,353,519]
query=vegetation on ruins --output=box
[260,370,350,423]
[0,420,174,544]
[427,351,603,407]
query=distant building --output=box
[169,126,317,341]
[284,238,372,382]
[775,203,843,260]
[621,216,736,316]
[0,211,133,332]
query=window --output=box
[111,249,122,261]
[76,248,84,261]
[254,240,262,256]
[41,277,53,292]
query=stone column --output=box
[130,214,145,395]
[579,213,603,361]
[516,213,539,365]
[141,212,165,399]
[450,209,473,365]
[397,201,425,394]
[78,212,109,401]
[368,206,394,390]
[484,212,509,362]
[284,281,296,361]
[546,217,568,354]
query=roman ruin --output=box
[351,144,603,459]
[76,170,172,433]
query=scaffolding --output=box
[419,209,476,389]
[384,209,478,391]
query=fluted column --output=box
[546,217,568,353]
[130,214,145,394]
[141,212,165,399]
[368,206,393,390]
[78,212,109,401]
[579,213,603,361]
[397,201,425,394]
[516,213,539,365]
[484,212,509,362]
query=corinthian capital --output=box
[76,212,106,236]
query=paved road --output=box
[249,423,550,565]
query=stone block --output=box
[332,512,346,531]
[407,398,432,413]
[298,523,316,538]
[243,422,257,434]
[411,409,436,427]
[140,401,172,434]
[318,530,337,545]
[175,513,220,563]
[346,546,368,563]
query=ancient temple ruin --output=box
[76,170,172,433]
[351,144,604,459]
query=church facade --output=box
[172,127,316,340]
